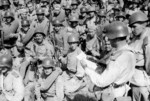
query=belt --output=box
[94,83,125,91]
[135,66,145,70]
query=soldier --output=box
[40,0,49,17]
[86,6,97,30]
[63,5,71,26]
[57,34,85,101]
[35,58,62,101]
[26,1,36,22]
[79,6,87,25]
[0,54,24,101]
[2,11,19,47]
[125,0,140,15]
[67,16,80,36]
[80,21,136,101]
[52,4,65,22]
[115,11,126,22]
[1,0,11,16]
[31,8,50,36]
[17,19,30,42]
[51,19,64,58]
[86,27,100,57]
[31,26,54,60]
[129,11,150,101]
[70,0,80,18]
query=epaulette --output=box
[11,71,19,78]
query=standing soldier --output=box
[70,0,80,18]
[51,20,65,59]
[1,11,19,47]
[115,11,126,22]
[129,11,150,101]
[31,8,50,36]
[1,0,11,17]
[57,34,85,101]
[86,27,100,57]
[26,1,36,22]
[17,19,30,42]
[0,54,24,101]
[86,6,97,31]
[125,0,140,16]
[40,0,49,17]
[80,21,136,101]
[52,4,65,22]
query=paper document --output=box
[77,52,97,70]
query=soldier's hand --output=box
[91,50,100,57]
[80,59,87,69]
[58,56,64,62]
[56,67,63,75]
[9,34,18,38]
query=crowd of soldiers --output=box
[0,0,150,101]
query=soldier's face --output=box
[70,22,78,28]
[53,10,60,16]
[54,26,61,32]
[5,17,12,23]
[35,33,44,44]
[41,2,48,7]
[116,17,124,22]
[81,12,86,17]
[37,14,44,21]
[43,67,53,75]
[69,42,78,51]
[3,5,10,10]
[71,4,77,10]
[21,13,27,19]
[87,30,95,38]
[130,23,146,36]
[22,26,30,32]
[89,12,95,18]
[27,3,34,12]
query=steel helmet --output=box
[2,0,9,6]
[53,19,63,26]
[64,5,71,10]
[97,9,106,17]
[21,20,30,27]
[4,11,14,18]
[42,58,55,68]
[129,11,148,26]
[68,34,79,43]
[103,21,129,39]
[113,4,121,11]
[41,0,49,3]
[34,26,46,36]
[80,7,87,13]
[0,54,13,68]
[36,8,45,15]
[115,11,126,18]
[69,16,78,22]
[71,0,78,5]
[130,0,139,3]
[87,6,96,12]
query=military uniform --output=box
[0,54,25,101]
[56,35,85,101]
[128,11,150,101]
[81,22,136,100]
[31,18,50,36]
[0,70,24,101]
